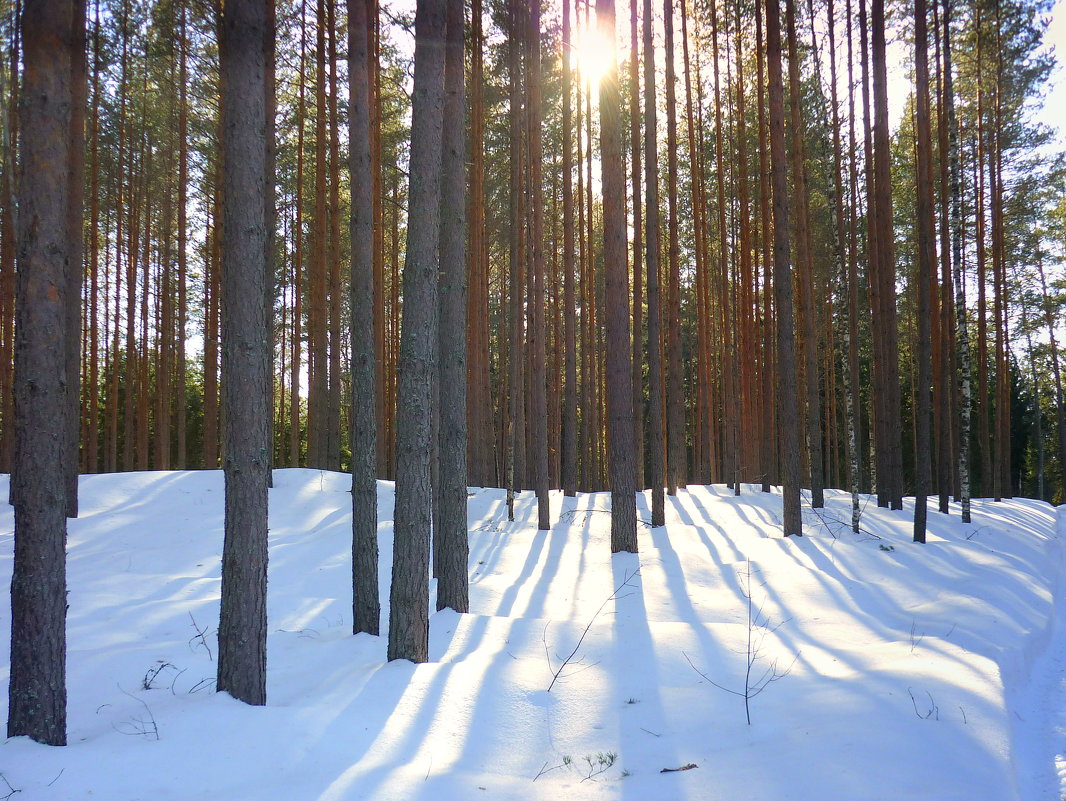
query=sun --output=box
[570,24,615,88]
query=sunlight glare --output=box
[571,23,615,88]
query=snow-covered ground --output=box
[0,468,1062,800]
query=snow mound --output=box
[0,470,1061,800]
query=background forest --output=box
[0,0,1062,507]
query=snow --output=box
[1,468,1064,800]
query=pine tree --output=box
[8,0,77,747]
[599,0,637,553]
[216,0,271,706]
[436,0,470,609]
[349,0,380,635]
[389,0,446,663]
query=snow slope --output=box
[0,469,1062,800]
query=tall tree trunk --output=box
[598,0,637,552]
[326,0,341,469]
[506,0,526,515]
[934,0,952,514]
[785,0,824,508]
[629,0,644,491]
[216,0,271,707]
[561,0,578,496]
[757,0,776,493]
[974,3,990,498]
[388,0,446,663]
[846,0,862,526]
[528,0,549,530]
[437,0,470,607]
[83,1,100,475]
[176,0,189,468]
[943,0,969,521]
[349,0,379,635]
[643,0,665,525]
[466,0,490,488]
[290,0,307,467]
[766,0,802,536]
[8,0,75,746]
[308,0,328,468]
[913,0,934,542]
[64,0,85,516]
[872,0,902,509]
[664,0,685,493]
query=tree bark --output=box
[436,0,470,609]
[388,0,446,663]
[528,0,549,530]
[765,0,802,536]
[8,0,75,746]
[785,0,824,508]
[561,0,578,497]
[913,0,934,542]
[643,0,665,525]
[349,0,379,635]
[664,0,685,493]
[216,0,271,707]
[598,0,637,553]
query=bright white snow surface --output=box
[1,469,1063,800]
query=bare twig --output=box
[684,561,795,724]
[660,763,698,773]
[188,612,213,661]
[0,772,20,801]
[908,687,939,720]
[113,685,160,740]
[143,661,176,690]
[532,760,568,782]
[545,569,641,692]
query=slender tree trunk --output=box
[216,0,271,707]
[872,0,902,509]
[664,0,685,493]
[846,0,862,525]
[913,0,934,542]
[64,0,85,516]
[388,0,446,663]
[561,0,578,497]
[349,0,379,635]
[528,0,549,530]
[83,2,100,475]
[326,0,341,469]
[975,5,990,498]
[766,0,801,536]
[934,0,952,514]
[629,0,644,491]
[507,0,526,513]
[437,0,470,607]
[643,0,665,525]
[290,0,307,467]
[598,0,637,552]
[946,0,969,520]
[308,0,328,468]
[466,0,490,488]
[176,0,188,468]
[785,0,824,508]
[757,0,776,493]
[735,0,755,488]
